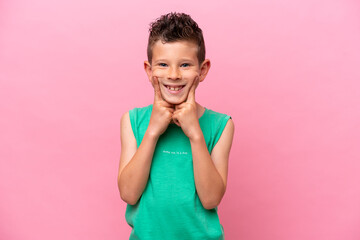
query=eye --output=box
[181,63,190,67]
[159,63,167,67]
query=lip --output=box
[162,84,186,95]
[163,84,186,87]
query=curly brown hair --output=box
[147,12,206,66]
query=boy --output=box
[117,12,235,239]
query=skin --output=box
[117,39,235,209]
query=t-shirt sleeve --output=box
[213,114,232,150]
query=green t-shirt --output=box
[125,104,231,240]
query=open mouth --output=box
[163,84,186,94]
[164,85,185,91]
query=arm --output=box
[190,118,235,210]
[118,76,175,205]
[117,111,159,205]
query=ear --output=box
[144,60,152,82]
[199,59,211,82]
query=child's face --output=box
[145,40,209,105]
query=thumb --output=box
[186,75,200,103]
[152,76,162,101]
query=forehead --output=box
[152,40,198,61]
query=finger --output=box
[172,114,181,127]
[153,76,163,102]
[153,76,175,108]
[174,102,186,110]
[167,107,175,116]
[186,75,199,103]
[174,120,180,127]
[164,101,176,109]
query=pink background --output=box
[1,0,360,239]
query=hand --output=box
[147,76,175,138]
[172,76,202,140]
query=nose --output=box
[167,66,181,80]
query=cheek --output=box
[183,70,198,78]
[183,72,198,86]
[151,69,166,78]
[153,69,198,83]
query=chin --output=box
[160,89,187,105]
[164,97,185,105]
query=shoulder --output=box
[217,117,234,144]
[121,104,153,136]
[205,107,230,119]
[224,117,234,131]
[126,104,152,112]
[205,107,233,129]
[123,104,153,121]
[120,111,129,124]
[205,107,234,144]
[221,114,234,148]
[128,104,153,116]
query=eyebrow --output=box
[154,58,194,63]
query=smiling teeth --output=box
[167,86,183,91]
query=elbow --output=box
[118,179,139,205]
[119,187,139,205]
[201,195,222,210]
[120,193,138,205]
[202,199,220,210]
[202,186,226,210]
